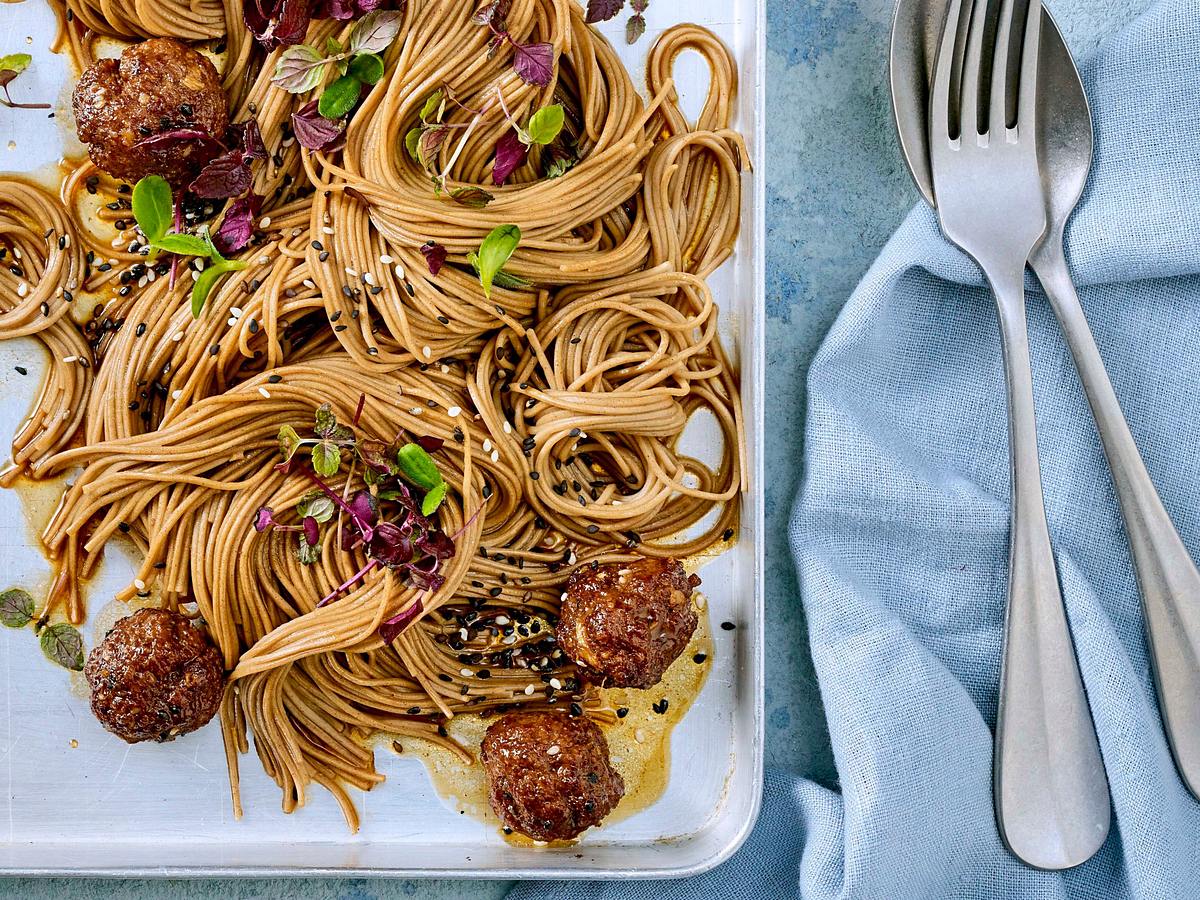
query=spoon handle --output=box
[1032,235,1200,800]
[988,265,1111,871]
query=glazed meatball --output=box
[84,607,224,743]
[72,38,228,187]
[558,556,700,689]
[480,710,624,841]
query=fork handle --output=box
[988,265,1111,871]
[1032,235,1200,801]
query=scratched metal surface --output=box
[0,0,765,884]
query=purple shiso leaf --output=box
[303,516,320,545]
[419,241,447,275]
[379,597,424,645]
[189,151,253,198]
[348,489,379,530]
[212,193,263,255]
[585,0,625,22]
[254,507,276,532]
[240,118,267,161]
[245,0,310,50]
[511,41,554,87]
[291,100,346,151]
[415,435,444,453]
[492,130,528,186]
[418,529,455,560]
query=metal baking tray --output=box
[0,0,764,879]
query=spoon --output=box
[890,0,1200,806]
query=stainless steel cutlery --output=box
[891,0,1200,870]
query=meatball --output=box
[84,607,224,743]
[558,556,700,689]
[480,710,624,841]
[72,38,228,187]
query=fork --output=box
[930,0,1111,870]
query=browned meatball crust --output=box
[480,711,624,841]
[72,38,228,187]
[84,607,224,743]
[558,557,700,689]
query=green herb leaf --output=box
[311,440,342,477]
[348,53,385,85]
[395,443,443,491]
[278,424,302,463]
[319,74,362,119]
[40,623,84,671]
[525,104,565,146]
[419,89,443,124]
[272,44,328,94]
[405,127,423,161]
[191,259,246,318]
[348,9,404,55]
[421,481,448,516]
[297,535,320,565]
[0,588,34,628]
[154,232,211,256]
[326,37,344,57]
[131,175,173,244]
[449,186,494,208]
[314,402,338,437]
[475,224,521,298]
[0,53,32,76]
[296,490,336,523]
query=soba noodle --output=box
[0,0,746,829]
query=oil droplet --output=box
[6,142,15,151]
[69,739,78,748]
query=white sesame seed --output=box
[16,282,27,297]
[560,592,568,602]
[258,387,271,399]
[495,615,509,625]
[394,264,406,279]
[258,255,269,266]
[190,271,200,282]
[193,258,206,271]
[110,236,124,248]
[227,318,237,327]
[322,212,330,224]
[567,550,577,565]
[460,668,473,678]
[482,439,492,452]
[447,406,461,418]
[171,389,182,400]
[410,407,423,415]
[503,635,516,644]
[12,247,20,259]
[61,355,77,364]
[322,225,335,235]
[524,684,536,695]
[440,364,450,374]
[302,278,316,289]
[549,678,562,690]
[459,628,469,641]
[133,579,146,591]
[230,306,243,318]
[547,745,560,756]
[172,332,184,342]
[363,272,376,285]
[345,266,358,277]
[491,450,499,462]
[422,345,431,359]
[635,729,646,743]
[502,421,512,434]
[379,254,393,264]
[136,275,147,288]
[694,592,707,609]
[259,216,272,229]
[146,269,156,282]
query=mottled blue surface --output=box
[0,0,1147,896]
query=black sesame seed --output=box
[135,323,147,337]
[407,706,421,715]
[268,374,282,383]
[586,524,598,534]
[720,621,736,631]
[723,528,735,541]
[14,366,27,376]
[616,707,629,719]
[693,652,707,664]
[652,698,669,715]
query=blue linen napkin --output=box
[508,0,1200,896]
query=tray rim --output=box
[0,0,767,879]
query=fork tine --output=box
[990,0,1018,132]
[1017,0,1044,132]
[931,0,966,141]
[959,0,990,137]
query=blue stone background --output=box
[0,0,1147,895]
